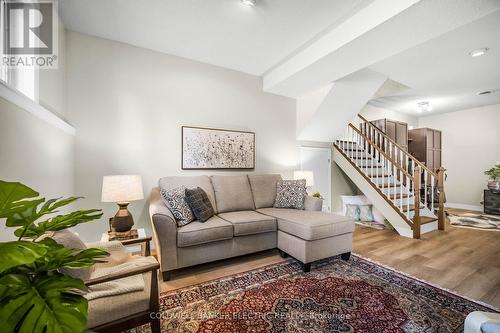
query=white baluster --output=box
[370,149,374,179]
[431,175,435,213]
[399,169,403,209]
[407,176,410,219]
[424,170,427,207]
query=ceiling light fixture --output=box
[416,101,432,113]
[478,89,499,95]
[240,0,256,7]
[469,48,489,57]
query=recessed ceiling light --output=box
[241,0,256,6]
[417,101,432,113]
[469,48,489,57]
[478,89,499,95]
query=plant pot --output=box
[487,181,500,190]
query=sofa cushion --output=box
[159,175,218,213]
[185,187,215,222]
[274,179,307,210]
[218,211,277,236]
[257,208,354,241]
[248,174,282,209]
[177,216,233,247]
[210,175,255,213]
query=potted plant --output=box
[0,180,108,333]
[484,162,500,190]
[312,191,323,199]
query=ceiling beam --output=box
[263,0,500,98]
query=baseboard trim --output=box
[445,202,483,212]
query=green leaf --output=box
[34,238,108,271]
[0,181,40,218]
[0,272,88,333]
[16,209,103,239]
[5,202,44,228]
[38,197,82,216]
[0,241,48,274]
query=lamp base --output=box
[111,203,134,232]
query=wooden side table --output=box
[100,228,152,256]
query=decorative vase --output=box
[487,180,500,190]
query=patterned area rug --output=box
[135,255,497,333]
[449,212,500,231]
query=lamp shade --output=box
[101,175,144,203]
[294,170,314,187]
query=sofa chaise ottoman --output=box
[149,174,354,280]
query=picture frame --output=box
[181,126,255,170]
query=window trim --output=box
[0,80,75,135]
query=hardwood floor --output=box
[160,208,500,309]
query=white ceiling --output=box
[369,9,500,116]
[59,0,500,117]
[59,0,371,76]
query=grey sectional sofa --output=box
[149,174,354,281]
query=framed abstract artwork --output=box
[181,126,255,170]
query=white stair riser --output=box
[382,187,412,196]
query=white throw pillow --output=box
[340,195,385,223]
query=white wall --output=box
[38,17,67,119]
[66,32,297,241]
[0,98,74,241]
[0,19,72,242]
[418,104,500,208]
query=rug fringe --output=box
[352,253,500,312]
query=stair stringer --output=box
[333,147,414,237]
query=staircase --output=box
[333,114,446,239]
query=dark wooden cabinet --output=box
[408,128,442,172]
[484,190,500,215]
[370,118,408,151]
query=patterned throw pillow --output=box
[160,186,194,227]
[345,204,360,221]
[185,187,215,222]
[274,179,307,210]
[359,204,375,222]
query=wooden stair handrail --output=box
[357,114,438,178]
[348,123,413,179]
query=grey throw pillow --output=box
[274,179,307,210]
[185,187,215,222]
[160,185,194,226]
[51,229,93,281]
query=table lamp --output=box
[101,175,144,232]
[294,170,314,192]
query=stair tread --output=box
[389,193,411,199]
[419,216,438,225]
[401,204,425,212]
[378,182,398,188]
